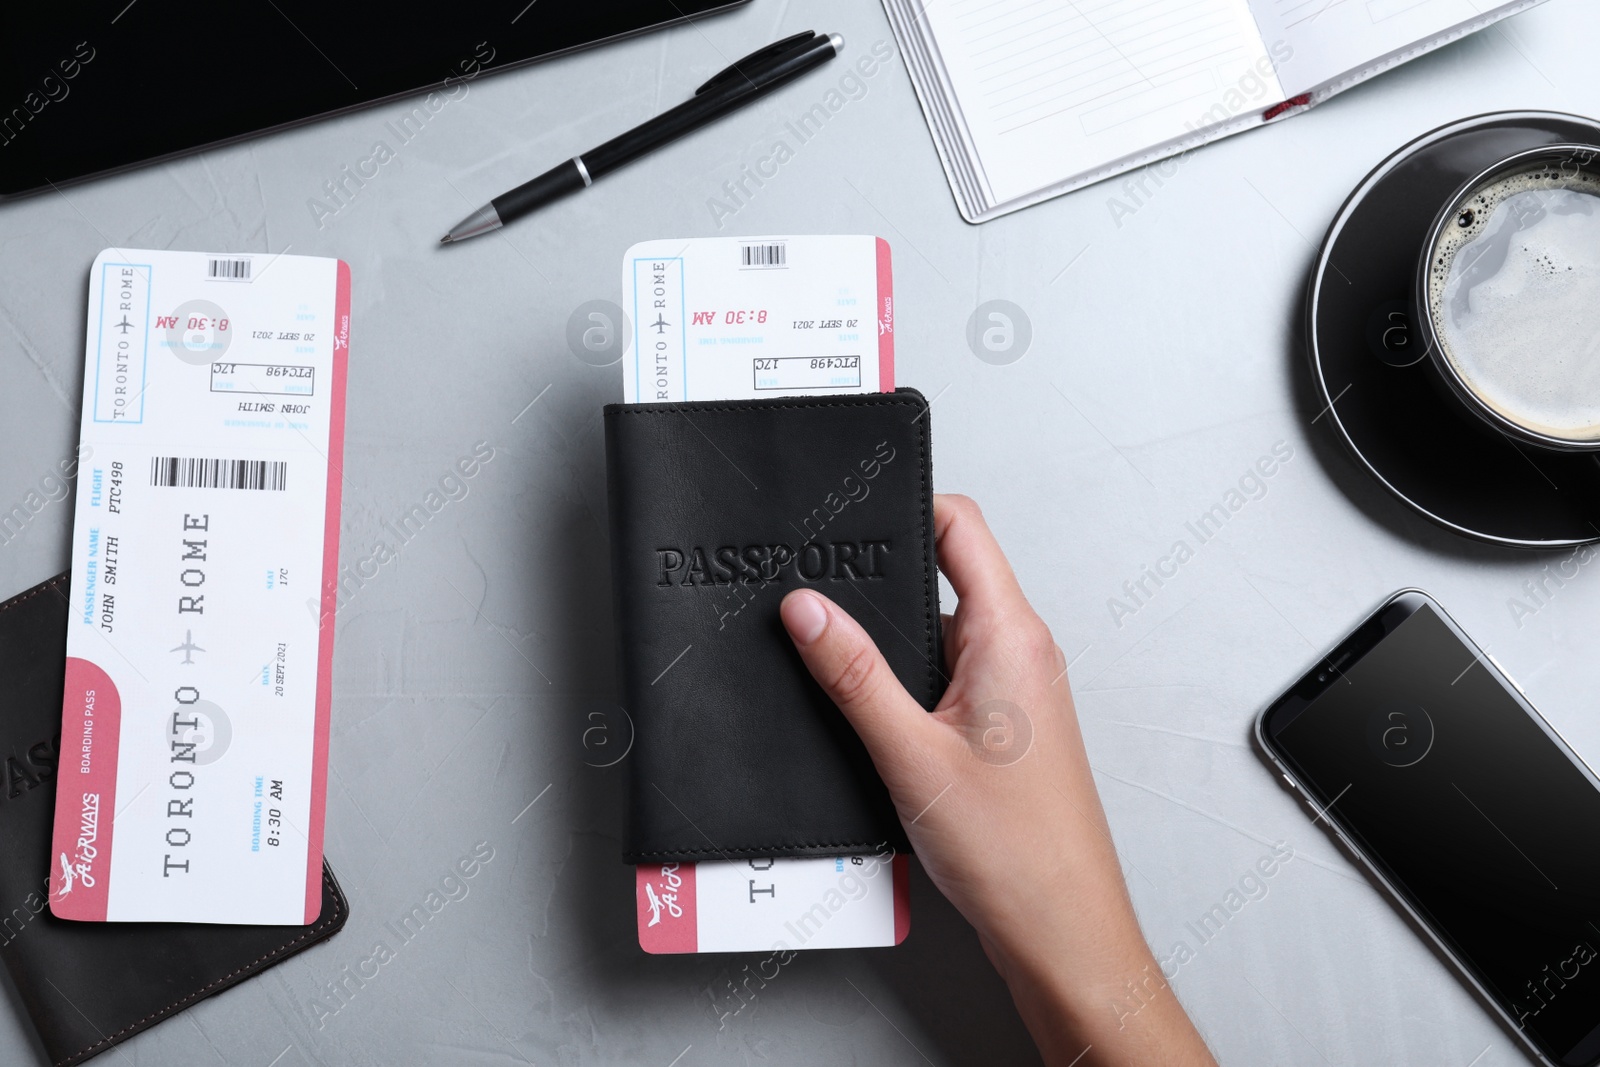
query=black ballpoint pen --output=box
[441,30,844,243]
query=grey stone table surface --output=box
[1,1,1596,1063]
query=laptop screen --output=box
[0,0,749,195]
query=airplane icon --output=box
[170,630,205,665]
[650,314,670,334]
[644,882,666,927]
[113,316,135,334]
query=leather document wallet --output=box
[0,574,349,1067]
[604,389,944,864]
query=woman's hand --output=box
[779,494,1215,1067]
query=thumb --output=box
[779,588,933,769]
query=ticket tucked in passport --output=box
[637,851,909,954]
[621,234,894,402]
[622,234,910,952]
[50,248,349,924]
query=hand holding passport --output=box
[605,235,1212,1056]
[776,499,1218,1066]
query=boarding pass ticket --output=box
[621,234,893,403]
[624,234,908,952]
[51,248,349,924]
[638,851,909,954]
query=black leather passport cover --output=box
[0,574,348,1067]
[604,389,943,863]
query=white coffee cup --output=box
[1416,144,1600,452]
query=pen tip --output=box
[439,235,452,244]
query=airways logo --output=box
[656,539,891,587]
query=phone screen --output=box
[1263,596,1600,1066]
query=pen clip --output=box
[695,30,819,95]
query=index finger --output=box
[933,494,1029,614]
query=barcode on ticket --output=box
[207,257,252,280]
[150,456,287,490]
[739,242,787,269]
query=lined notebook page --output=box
[922,0,1281,207]
[1251,0,1522,96]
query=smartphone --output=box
[1256,589,1600,1067]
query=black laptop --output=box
[0,0,750,196]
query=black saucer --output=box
[1309,111,1600,548]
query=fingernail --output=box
[781,590,828,645]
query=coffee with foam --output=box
[1426,161,1600,442]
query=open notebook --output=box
[881,0,1547,222]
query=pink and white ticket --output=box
[50,248,349,924]
[637,851,910,954]
[621,234,894,402]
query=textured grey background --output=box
[1,0,1596,1063]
